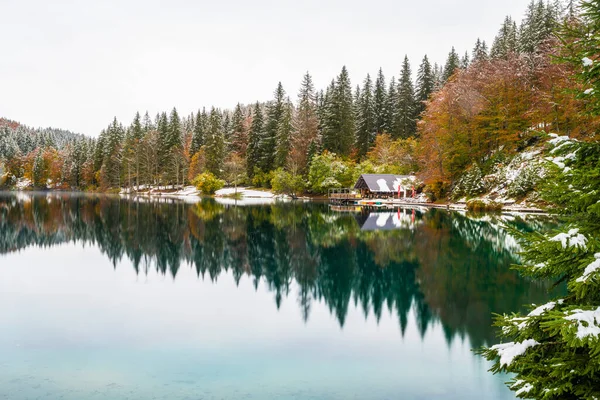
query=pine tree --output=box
[167,107,184,185]
[322,66,355,156]
[247,102,263,179]
[102,117,125,187]
[491,16,518,58]
[472,38,489,63]
[518,0,558,54]
[230,103,248,156]
[480,5,600,396]
[385,77,398,136]
[205,107,225,177]
[291,72,319,173]
[442,47,461,82]
[261,82,286,171]
[415,55,435,118]
[373,68,388,134]
[395,55,417,138]
[191,108,208,156]
[274,98,293,168]
[32,150,46,188]
[461,51,470,69]
[355,74,375,158]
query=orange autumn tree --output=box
[418,44,600,200]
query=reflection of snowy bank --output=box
[215,187,275,198]
[214,187,291,206]
[215,197,291,206]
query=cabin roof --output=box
[354,174,414,193]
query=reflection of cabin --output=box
[354,174,415,199]
[355,209,420,231]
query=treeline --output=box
[0,0,589,197]
[0,193,553,346]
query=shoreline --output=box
[0,188,546,214]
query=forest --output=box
[0,0,597,199]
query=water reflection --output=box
[0,193,554,348]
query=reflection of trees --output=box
[0,194,556,347]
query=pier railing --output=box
[328,188,362,203]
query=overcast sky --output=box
[1,0,529,136]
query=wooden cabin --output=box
[354,174,415,199]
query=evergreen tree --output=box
[355,74,375,158]
[247,102,263,179]
[518,0,557,54]
[442,47,461,82]
[142,111,154,132]
[157,112,169,179]
[261,82,286,171]
[274,99,294,168]
[205,107,225,177]
[191,108,208,156]
[395,55,417,138]
[472,38,489,63]
[32,150,46,188]
[167,107,184,185]
[461,51,470,69]
[415,55,435,118]
[322,66,355,156]
[385,77,398,136]
[373,68,388,134]
[480,5,600,396]
[102,117,125,187]
[491,16,518,58]
[291,72,319,173]
[230,103,248,156]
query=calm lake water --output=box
[0,193,558,400]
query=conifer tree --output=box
[461,51,470,69]
[480,4,600,396]
[472,38,489,63]
[355,74,375,158]
[415,55,435,118]
[32,150,46,188]
[205,107,225,177]
[167,107,184,185]
[191,108,208,156]
[230,103,248,156]
[386,77,398,136]
[491,16,519,58]
[261,82,286,171]
[102,117,125,187]
[247,102,263,179]
[395,55,417,138]
[442,47,461,82]
[291,72,319,173]
[373,68,388,134]
[322,66,355,156]
[274,99,293,168]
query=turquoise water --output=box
[0,194,556,399]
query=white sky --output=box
[0,0,528,136]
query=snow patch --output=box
[549,228,587,249]
[376,179,391,192]
[582,57,594,67]
[529,301,558,317]
[576,253,600,283]
[490,339,539,367]
[564,307,600,339]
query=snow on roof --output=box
[354,174,415,192]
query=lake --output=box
[0,193,558,400]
